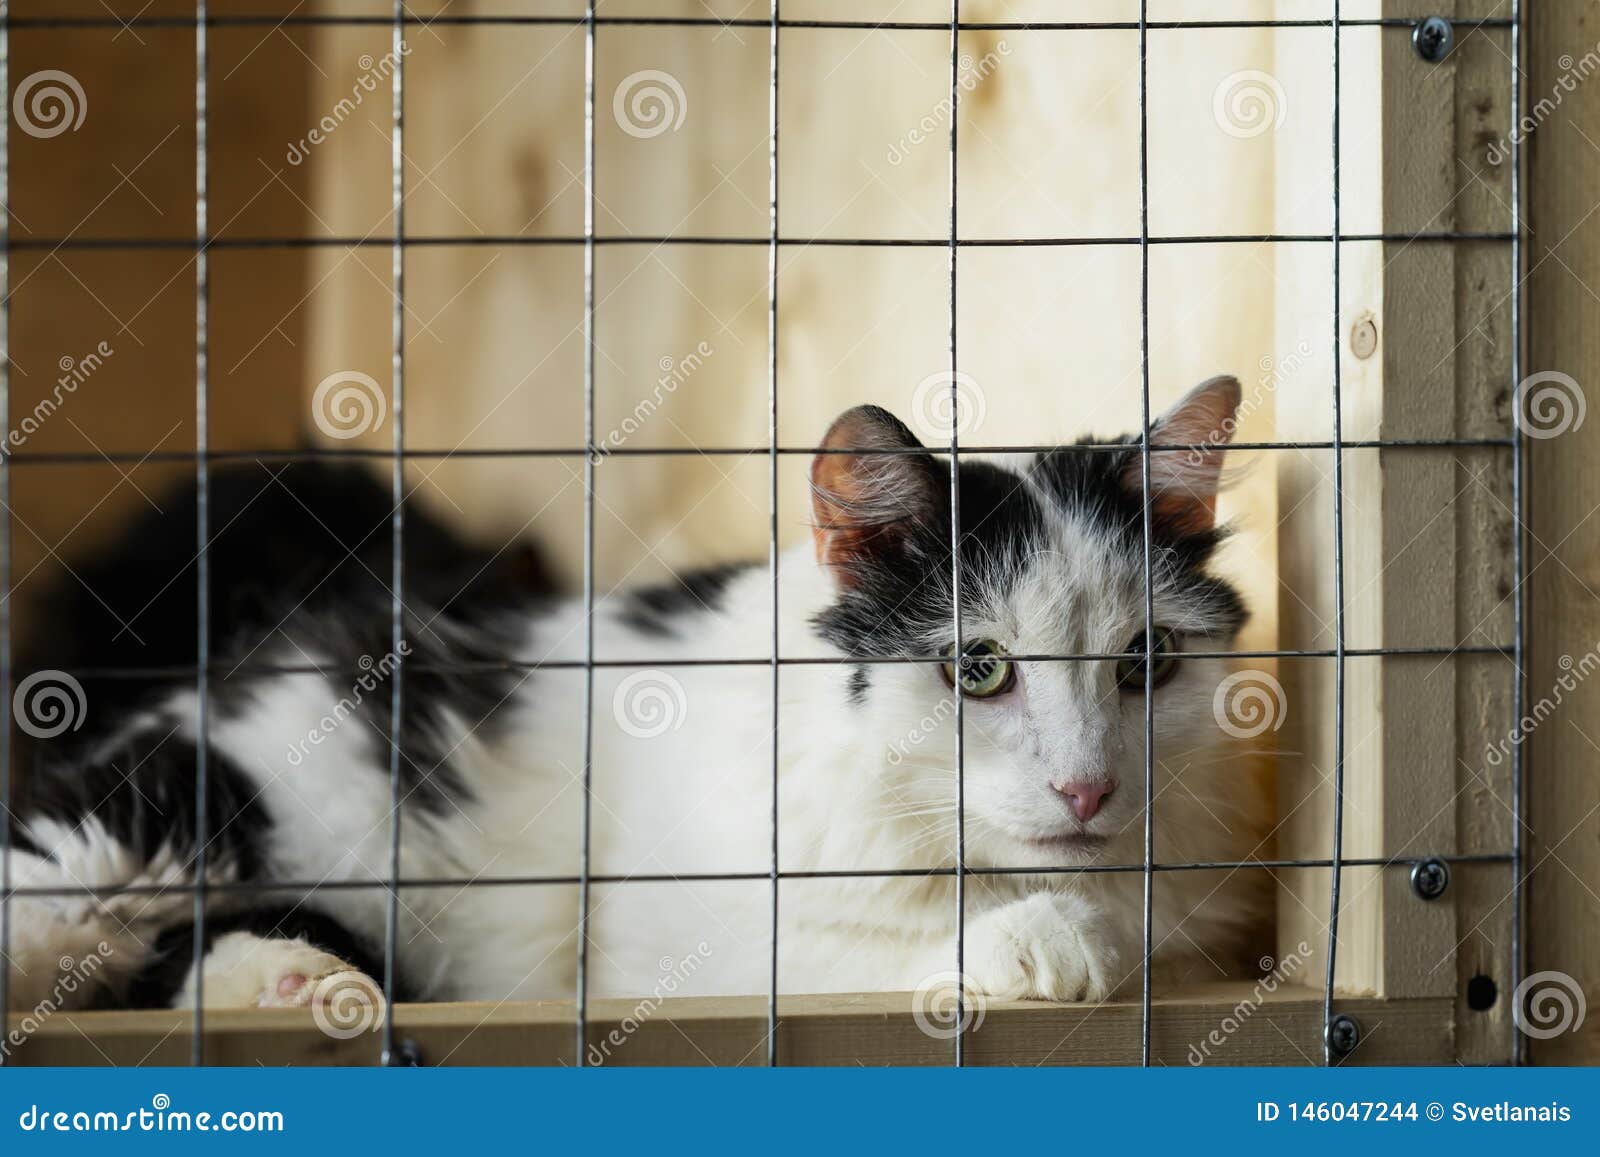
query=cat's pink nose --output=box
[1054,780,1114,822]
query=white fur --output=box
[176,931,378,1011]
[8,458,1264,1009]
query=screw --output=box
[1325,1013,1362,1058]
[1411,857,1451,901]
[382,1039,425,1067]
[1413,16,1454,63]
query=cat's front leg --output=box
[963,891,1122,1003]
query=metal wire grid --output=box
[382,0,409,1069]
[191,0,212,1065]
[1321,0,1346,1069]
[0,0,9,1071]
[0,5,1525,1069]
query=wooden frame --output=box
[9,985,1451,1067]
[1527,0,1600,1067]
[1273,0,1517,1067]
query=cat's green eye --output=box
[1115,627,1181,693]
[940,639,1015,698]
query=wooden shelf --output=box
[7,983,1456,1067]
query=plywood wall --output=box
[5,0,316,643]
[301,0,1289,663]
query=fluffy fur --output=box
[6,379,1270,1014]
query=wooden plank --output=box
[1274,5,1516,1039]
[2,9,313,647]
[7,984,1453,1067]
[1441,16,1520,1060]
[1526,0,1600,1067]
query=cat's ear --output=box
[1121,375,1242,537]
[810,405,945,586]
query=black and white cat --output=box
[6,376,1269,1016]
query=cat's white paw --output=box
[176,930,382,1013]
[963,892,1119,1003]
[260,963,381,1012]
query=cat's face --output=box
[810,378,1246,863]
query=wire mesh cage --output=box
[0,0,1530,1068]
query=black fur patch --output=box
[812,457,1047,659]
[125,905,403,1010]
[17,730,272,885]
[617,564,749,637]
[20,461,555,813]
[1033,440,1247,634]
[813,441,1245,665]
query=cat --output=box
[5,375,1269,1020]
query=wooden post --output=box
[1274,6,1517,1063]
[1527,0,1600,1067]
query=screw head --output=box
[1411,856,1451,901]
[1413,16,1454,63]
[1325,1013,1362,1058]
